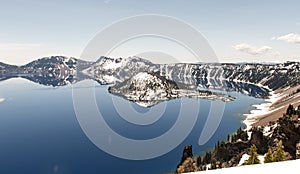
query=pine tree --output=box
[176,157,198,173]
[273,140,285,162]
[286,104,294,115]
[246,144,260,165]
[202,151,212,164]
[196,155,202,166]
[264,147,273,163]
[211,158,217,169]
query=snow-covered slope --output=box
[191,159,300,174]
[15,56,92,86]
[108,72,178,107]
[82,57,299,97]
[82,56,157,84]
[1,56,299,94]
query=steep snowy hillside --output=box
[82,56,158,84]
[82,56,299,93]
[1,56,299,95]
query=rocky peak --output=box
[108,71,234,107]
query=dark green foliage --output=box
[196,156,202,167]
[273,140,285,162]
[202,151,212,165]
[192,103,299,171]
[286,104,294,115]
[264,147,273,163]
[213,141,249,162]
[249,127,268,154]
[230,127,249,142]
[246,144,260,165]
[274,112,300,158]
[210,158,217,169]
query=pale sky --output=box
[0,0,299,65]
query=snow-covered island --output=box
[108,72,235,107]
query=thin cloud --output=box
[104,0,112,4]
[0,98,5,103]
[233,43,274,55]
[0,43,42,51]
[272,33,300,43]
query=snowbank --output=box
[243,90,282,130]
[189,159,300,174]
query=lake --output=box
[0,77,264,174]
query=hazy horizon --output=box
[0,54,298,66]
[0,0,299,65]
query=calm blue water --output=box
[0,78,264,174]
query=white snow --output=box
[243,65,252,70]
[263,126,271,135]
[247,131,252,140]
[102,75,116,84]
[101,59,122,70]
[192,159,300,174]
[258,155,265,164]
[206,164,211,171]
[238,154,250,166]
[238,154,264,166]
[243,89,282,130]
[132,72,152,80]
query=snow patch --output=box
[258,155,265,164]
[238,154,250,166]
[243,89,282,130]
[132,72,152,80]
[206,164,211,171]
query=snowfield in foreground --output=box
[190,159,300,174]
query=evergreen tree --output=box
[246,144,260,165]
[231,134,237,142]
[273,140,285,162]
[286,104,294,115]
[210,158,217,169]
[196,156,202,167]
[264,147,273,163]
[202,151,212,164]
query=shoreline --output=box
[242,85,300,130]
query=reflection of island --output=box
[1,56,299,106]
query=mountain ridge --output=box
[0,56,299,100]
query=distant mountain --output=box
[0,56,93,86]
[20,56,93,73]
[0,62,19,81]
[0,56,299,102]
[0,62,18,73]
[84,56,299,91]
[108,72,234,107]
[82,56,157,84]
[80,56,299,99]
